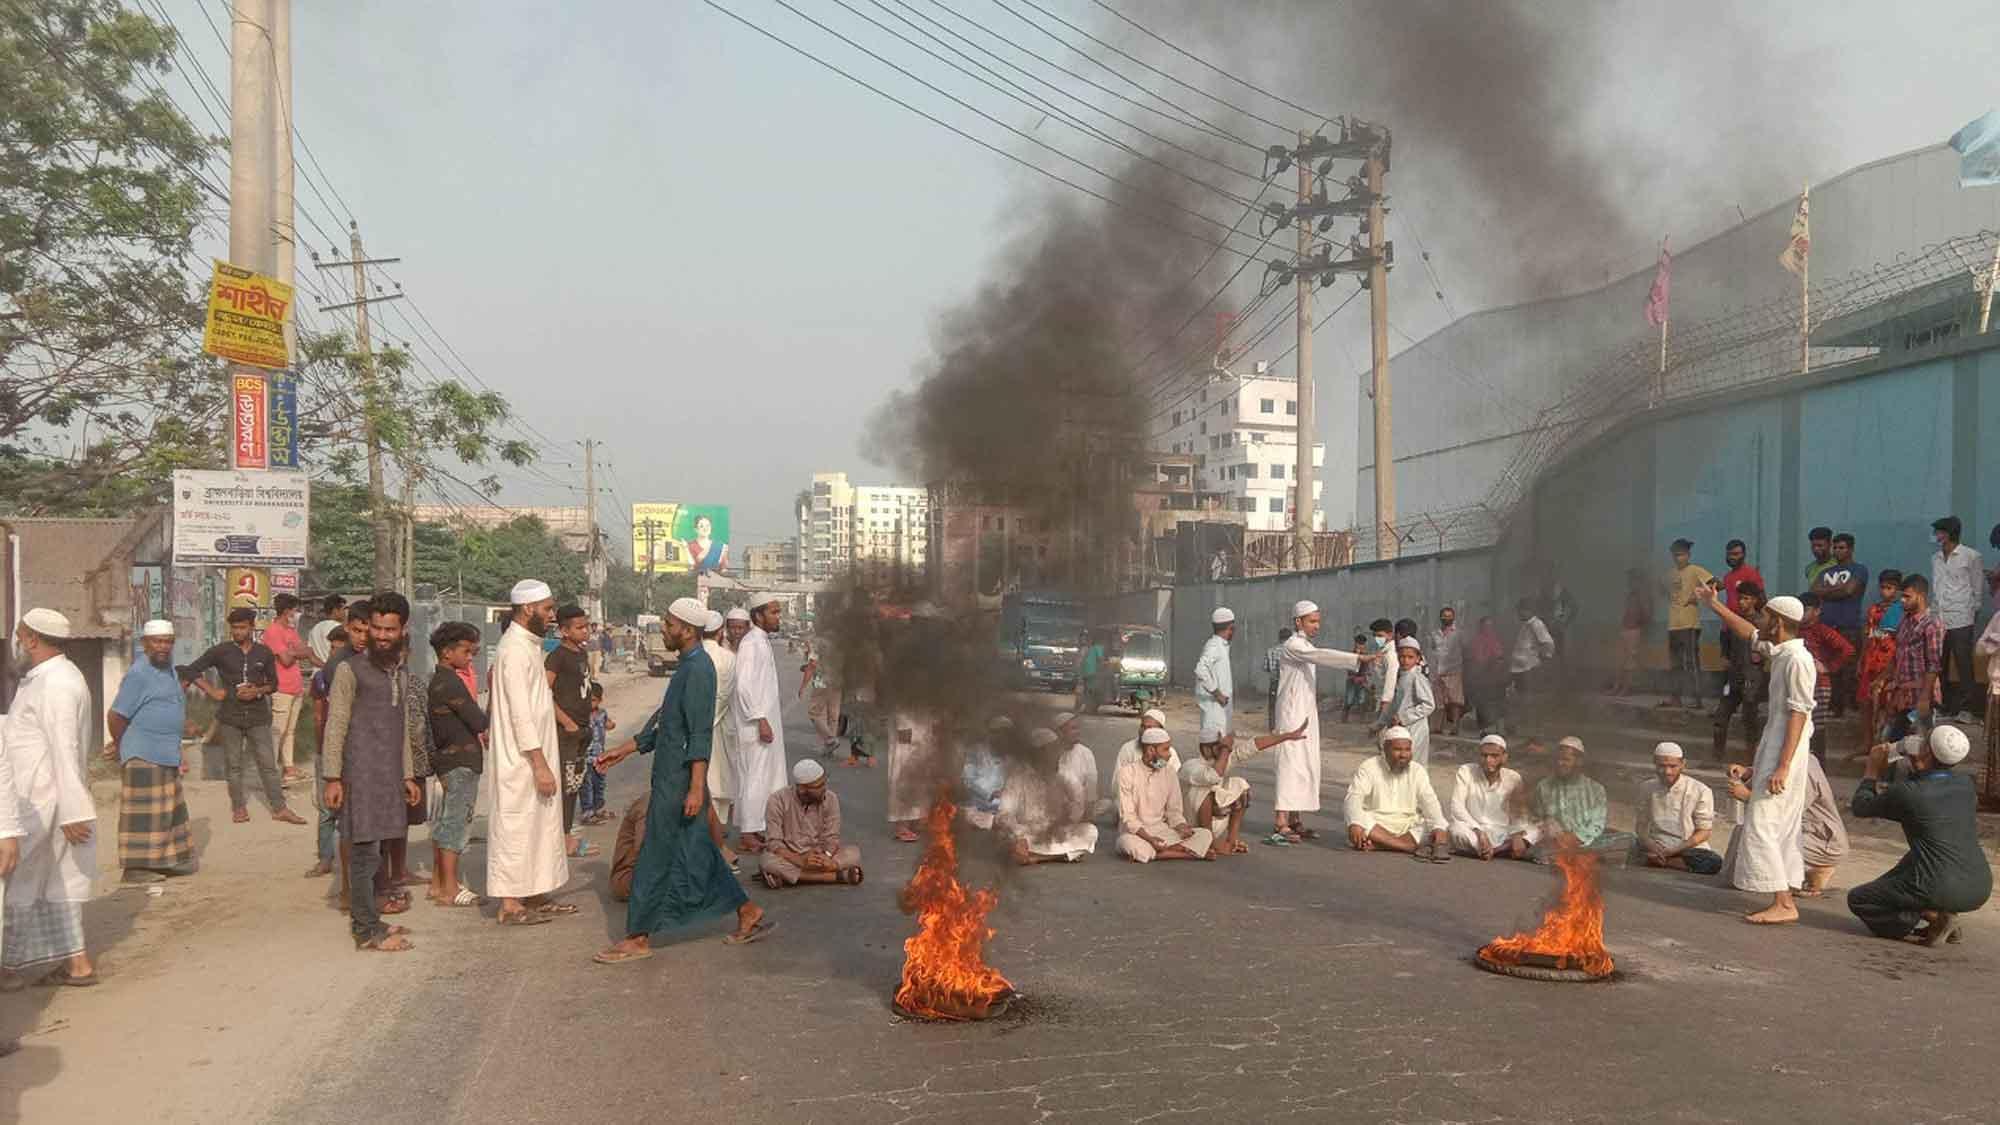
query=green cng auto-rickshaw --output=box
[1075,624,1167,714]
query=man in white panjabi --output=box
[1704,588,1816,925]
[700,610,739,867]
[1194,607,1235,740]
[1114,728,1212,862]
[733,592,790,853]
[1447,734,1528,860]
[1110,709,1177,800]
[1272,599,1375,845]
[1,609,98,984]
[1002,728,1100,864]
[1053,711,1110,819]
[1344,725,1451,860]
[486,580,572,926]
[887,709,939,842]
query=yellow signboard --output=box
[203,259,294,369]
[225,566,270,609]
[631,502,685,572]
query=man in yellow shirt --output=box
[1663,538,1715,710]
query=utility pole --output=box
[226,0,274,470]
[581,439,601,619]
[269,0,295,367]
[1366,141,1395,560]
[315,226,404,591]
[399,470,416,600]
[1292,129,1314,573]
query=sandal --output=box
[356,933,414,952]
[35,967,100,988]
[593,945,654,965]
[378,893,411,916]
[723,919,777,945]
[1263,832,1295,847]
[836,866,865,885]
[436,886,480,907]
[496,908,552,927]
[232,807,251,824]
[568,841,600,859]
[894,828,919,843]
[1294,827,1322,841]
[1228,840,1250,855]
[760,871,784,890]
[533,901,580,916]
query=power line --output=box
[1086,0,1334,121]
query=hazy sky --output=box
[157,0,1998,552]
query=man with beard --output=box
[593,598,772,964]
[1447,735,1528,860]
[757,759,862,886]
[699,610,740,868]
[1002,728,1099,865]
[486,580,572,927]
[0,609,97,985]
[1194,608,1235,740]
[322,593,426,952]
[106,620,194,883]
[1344,725,1450,860]
[731,592,790,853]
[181,607,306,826]
[1271,601,1377,846]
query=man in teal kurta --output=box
[593,598,773,964]
[1513,736,1634,862]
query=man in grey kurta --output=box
[1848,726,1992,945]
[324,595,423,951]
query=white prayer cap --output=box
[1930,725,1970,766]
[20,608,70,639]
[705,610,724,632]
[725,607,750,623]
[1395,637,1422,653]
[793,759,826,783]
[1479,734,1507,750]
[1766,595,1805,623]
[1141,708,1166,727]
[510,579,553,604]
[747,592,781,611]
[1557,735,1586,754]
[1652,741,1686,760]
[1292,600,1319,619]
[141,618,176,638]
[1030,728,1059,748]
[1378,725,1413,745]
[1211,606,1236,625]
[1140,727,1171,746]
[1053,711,1077,728]
[1199,725,1224,743]
[667,597,707,627]
[988,715,1014,732]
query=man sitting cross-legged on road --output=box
[1000,728,1100,865]
[759,759,862,888]
[1115,728,1213,862]
[1345,726,1451,861]
[1447,734,1530,859]
[1181,722,1309,856]
[1632,742,1722,875]
[1516,736,1634,862]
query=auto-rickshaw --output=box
[1075,624,1168,714]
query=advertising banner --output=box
[172,470,311,567]
[203,259,294,369]
[225,567,269,609]
[267,372,300,469]
[630,502,732,575]
[231,372,268,469]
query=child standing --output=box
[580,682,615,825]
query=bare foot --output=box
[1745,905,1800,925]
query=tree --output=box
[602,561,693,622]
[1,1,221,508]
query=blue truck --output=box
[998,591,1085,691]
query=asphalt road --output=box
[271,658,1996,1125]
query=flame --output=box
[894,796,1014,1020]
[1478,850,1615,976]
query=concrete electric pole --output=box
[269,0,295,368]
[1365,144,1395,560]
[314,226,404,591]
[226,0,275,470]
[582,439,602,619]
[1292,130,1315,573]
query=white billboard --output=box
[172,470,311,567]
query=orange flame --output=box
[894,796,1013,1020]
[1479,850,1615,976]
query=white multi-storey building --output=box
[1153,369,1324,533]
[798,471,929,581]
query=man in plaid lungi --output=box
[107,620,195,883]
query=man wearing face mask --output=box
[756,759,862,887]
[106,620,194,884]
[1114,728,1211,862]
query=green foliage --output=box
[602,562,693,622]
[308,482,590,606]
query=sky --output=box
[153,0,2000,554]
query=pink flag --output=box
[1643,238,1671,328]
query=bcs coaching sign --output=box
[203,259,294,369]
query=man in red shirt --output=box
[1718,539,1765,663]
[263,593,311,784]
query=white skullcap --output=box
[1479,734,1507,750]
[1930,725,1970,766]
[1053,711,1076,727]
[747,592,781,611]
[1199,725,1224,743]
[1558,735,1586,753]
[705,610,724,632]
[667,597,707,627]
[988,715,1014,732]
[1378,725,1413,745]
[1141,708,1166,727]
[20,608,70,639]
[510,579,552,604]
[1652,741,1685,760]
[141,618,176,638]
[1766,595,1805,623]
[1211,607,1236,625]
[725,607,750,623]
[1395,636,1422,652]
[1292,600,1319,619]
[1029,728,1059,747]
[793,759,826,783]
[1139,727,1171,745]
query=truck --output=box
[998,591,1085,691]
[635,613,678,677]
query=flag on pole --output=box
[1643,238,1671,328]
[1779,190,1810,275]
[1949,109,2000,187]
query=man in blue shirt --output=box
[106,620,194,883]
[1814,532,1869,719]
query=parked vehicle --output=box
[999,590,1084,691]
[636,614,678,677]
[1075,624,1167,714]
